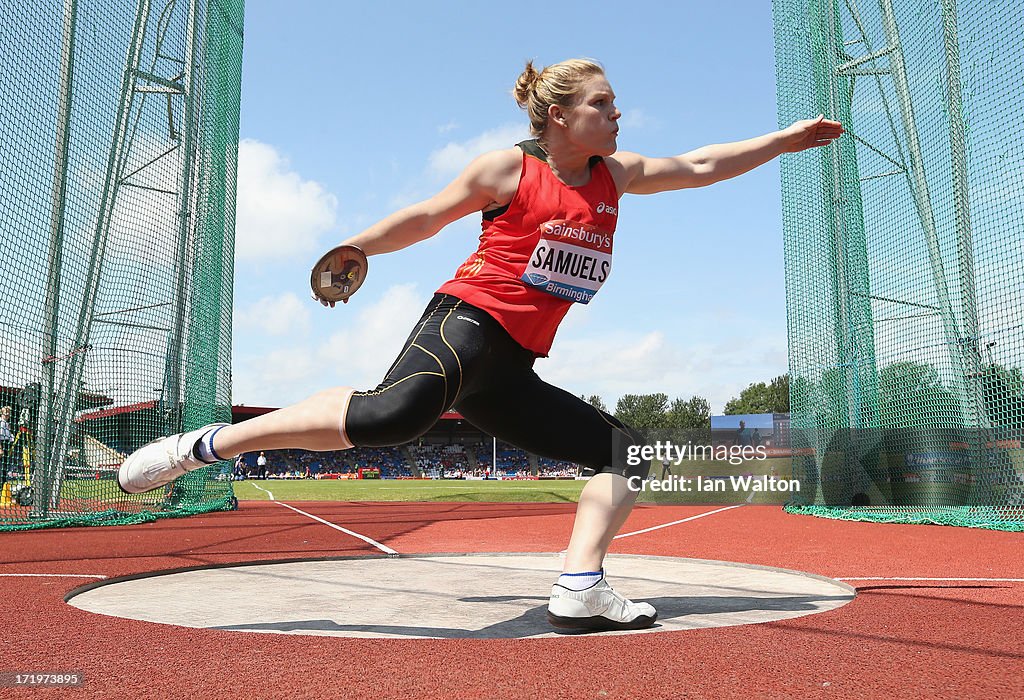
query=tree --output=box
[789,374,816,415]
[614,393,669,439]
[582,394,608,413]
[978,363,1024,438]
[724,374,790,415]
[877,361,959,428]
[612,393,712,443]
[666,395,711,443]
[768,374,790,412]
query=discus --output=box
[310,244,368,305]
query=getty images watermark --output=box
[624,440,801,494]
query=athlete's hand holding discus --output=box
[310,244,368,307]
[308,141,526,308]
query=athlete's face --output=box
[565,75,621,156]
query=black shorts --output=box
[345,294,644,476]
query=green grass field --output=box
[236,478,587,502]
[233,457,796,505]
[0,457,797,512]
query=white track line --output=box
[838,577,1024,582]
[248,482,275,500]
[613,503,745,540]
[275,501,399,556]
[0,573,108,579]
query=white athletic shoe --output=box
[547,574,658,631]
[117,423,229,494]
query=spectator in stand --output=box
[0,406,14,486]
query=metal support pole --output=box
[35,0,78,515]
[942,0,993,505]
[878,0,974,425]
[41,0,153,515]
[942,0,983,402]
[164,0,202,434]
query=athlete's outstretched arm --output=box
[339,148,522,256]
[608,116,843,195]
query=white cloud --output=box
[233,345,321,406]
[317,284,430,389]
[230,284,430,406]
[437,120,460,134]
[542,330,681,396]
[229,279,790,414]
[540,326,789,414]
[234,292,312,337]
[234,139,337,260]
[384,122,532,214]
[428,123,530,177]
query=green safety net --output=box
[774,0,1024,529]
[0,0,244,530]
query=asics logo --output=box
[596,202,617,216]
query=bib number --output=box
[520,219,612,304]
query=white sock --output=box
[557,570,603,591]
[192,426,226,464]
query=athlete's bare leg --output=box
[562,473,638,572]
[210,387,355,456]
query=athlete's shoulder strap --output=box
[516,139,546,161]
[516,139,604,169]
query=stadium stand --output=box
[228,407,580,480]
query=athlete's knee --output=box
[308,386,356,409]
[344,392,440,447]
[588,422,649,480]
[310,386,356,449]
[607,423,648,479]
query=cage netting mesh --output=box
[0,0,243,530]
[774,0,1024,530]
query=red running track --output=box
[1,501,1022,699]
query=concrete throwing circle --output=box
[67,553,854,639]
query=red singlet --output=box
[437,140,619,356]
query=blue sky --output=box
[231,1,791,412]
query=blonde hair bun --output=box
[513,58,604,138]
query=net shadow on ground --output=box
[209,593,854,639]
